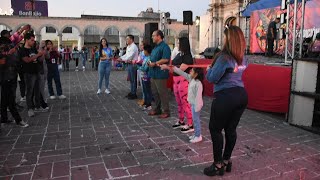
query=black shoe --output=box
[172,121,185,129]
[224,161,232,172]
[128,94,138,100]
[125,93,132,98]
[204,163,224,176]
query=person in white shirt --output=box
[119,35,139,99]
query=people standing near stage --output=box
[97,38,113,95]
[44,40,66,100]
[139,44,153,110]
[0,33,28,127]
[119,35,139,99]
[19,33,43,117]
[72,46,80,71]
[81,46,88,71]
[161,64,204,143]
[147,30,171,119]
[170,37,194,132]
[37,41,49,111]
[136,41,146,106]
[62,46,71,71]
[204,26,248,176]
[267,17,280,57]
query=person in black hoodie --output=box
[0,35,28,127]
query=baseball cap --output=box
[1,30,12,37]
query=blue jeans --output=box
[82,55,87,67]
[47,64,62,96]
[98,61,111,89]
[142,80,152,106]
[191,104,201,137]
[127,64,137,94]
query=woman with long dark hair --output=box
[171,37,194,133]
[204,26,248,176]
[97,38,113,94]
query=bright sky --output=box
[0,0,209,21]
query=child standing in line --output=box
[161,64,204,143]
[139,44,153,110]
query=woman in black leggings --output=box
[204,25,248,176]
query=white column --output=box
[119,33,126,48]
[35,34,42,42]
[174,36,179,48]
[78,34,84,49]
[57,34,63,48]
[139,36,144,46]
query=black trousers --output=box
[1,80,22,124]
[18,71,26,98]
[209,87,248,163]
[267,38,275,56]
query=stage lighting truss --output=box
[284,0,307,64]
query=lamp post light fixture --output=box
[195,16,200,26]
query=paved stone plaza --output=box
[0,64,320,180]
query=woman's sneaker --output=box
[189,135,195,140]
[58,95,66,99]
[17,121,29,128]
[97,89,101,94]
[28,109,35,117]
[143,105,152,111]
[49,96,56,100]
[181,125,194,133]
[190,136,202,143]
[172,121,185,129]
[105,89,111,94]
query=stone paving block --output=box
[52,161,70,178]
[12,173,32,180]
[109,168,129,178]
[103,155,123,169]
[88,163,109,180]
[32,163,52,180]
[71,166,89,180]
[71,157,103,167]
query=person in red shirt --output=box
[62,46,71,71]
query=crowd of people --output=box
[1,25,249,177]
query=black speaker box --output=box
[183,11,193,25]
[144,23,158,48]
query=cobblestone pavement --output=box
[0,64,320,180]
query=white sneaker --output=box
[83,66,85,71]
[189,135,195,140]
[28,109,35,117]
[58,95,66,99]
[97,89,101,94]
[190,136,202,143]
[75,67,79,72]
[49,96,56,100]
[18,121,29,128]
[105,89,110,94]
[20,97,26,102]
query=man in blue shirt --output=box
[148,30,171,118]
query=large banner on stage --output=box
[250,0,320,54]
[11,0,48,17]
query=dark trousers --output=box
[151,78,170,114]
[209,87,248,162]
[18,71,25,97]
[92,58,99,70]
[267,38,275,56]
[127,64,137,94]
[25,73,40,110]
[142,80,152,106]
[74,58,79,67]
[1,80,22,124]
[47,64,62,96]
[63,59,69,71]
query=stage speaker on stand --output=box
[183,11,193,25]
[144,23,158,48]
